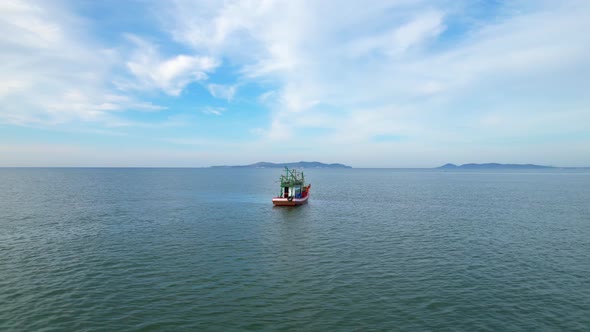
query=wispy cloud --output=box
[0,0,173,128]
[201,106,225,116]
[207,84,236,101]
[160,0,590,151]
[1,0,589,166]
[0,0,231,131]
[348,9,446,57]
[1,0,104,124]
[118,34,220,96]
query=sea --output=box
[1,168,589,331]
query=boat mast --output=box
[278,166,306,197]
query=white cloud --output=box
[2,0,590,166]
[122,35,220,96]
[258,90,276,104]
[207,84,236,101]
[159,1,460,142]
[201,106,225,116]
[0,0,173,127]
[392,10,446,53]
[159,0,590,153]
[348,9,446,57]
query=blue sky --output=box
[1,0,589,167]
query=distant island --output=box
[437,163,555,169]
[209,162,584,169]
[211,161,352,169]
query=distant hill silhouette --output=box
[211,161,352,169]
[437,163,554,169]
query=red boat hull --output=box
[272,195,309,206]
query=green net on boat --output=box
[279,167,305,187]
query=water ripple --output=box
[1,168,589,331]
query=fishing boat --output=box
[272,167,311,206]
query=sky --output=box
[1,0,589,167]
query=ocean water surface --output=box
[1,168,589,331]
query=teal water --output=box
[1,168,589,331]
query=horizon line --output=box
[1,166,590,169]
